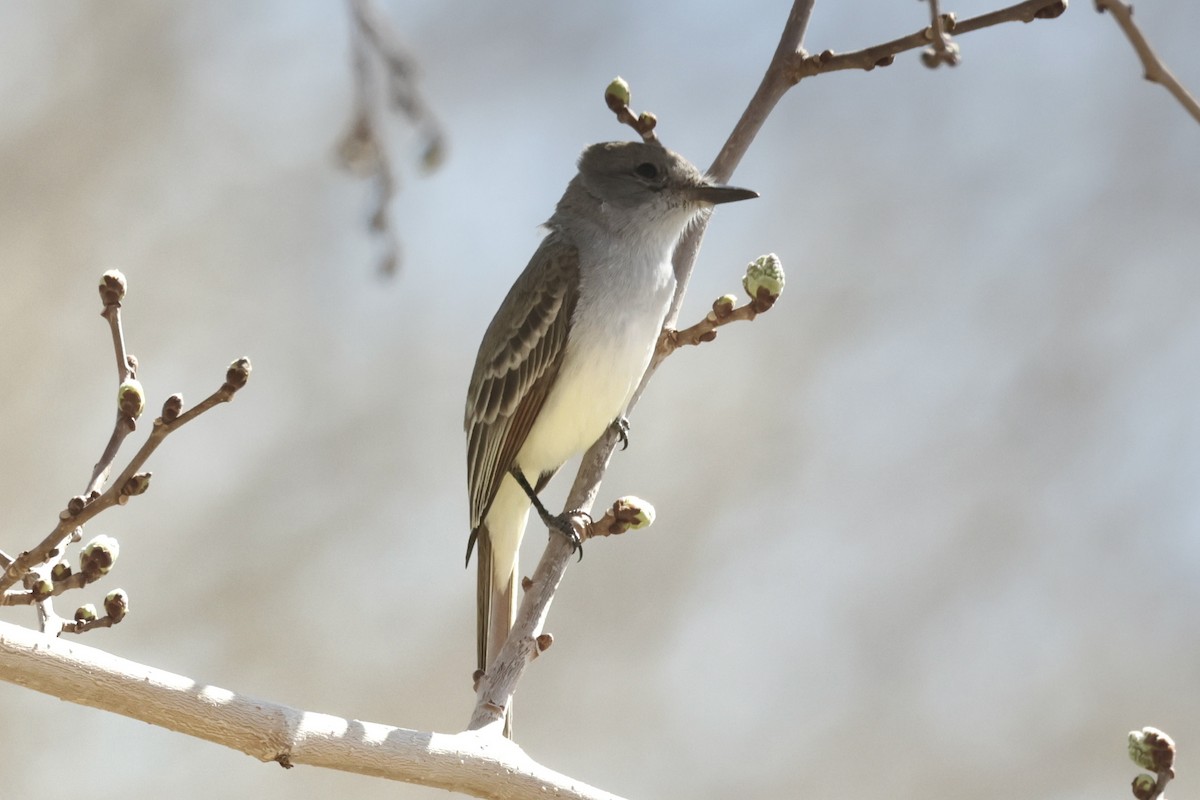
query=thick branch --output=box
[0,621,625,800]
[1095,0,1200,124]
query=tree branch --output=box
[0,620,626,800]
[1095,0,1200,124]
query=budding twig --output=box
[604,77,659,143]
[0,273,252,600]
[790,0,1065,80]
[656,254,785,365]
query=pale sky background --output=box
[2,1,1200,799]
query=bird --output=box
[464,139,756,733]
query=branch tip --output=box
[98,270,127,307]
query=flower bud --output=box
[80,534,120,578]
[118,378,145,420]
[1128,727,1175,773]
[121,472,152,497]
[224,357,252,393]
[74,604,97,623]
[161,393,183,423]
[743,253,785,307]
[98,270,127,306]
[613,496,656,531]
[604,76,631,108]
[104,588,129,622]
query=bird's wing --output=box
[465,237,579,553]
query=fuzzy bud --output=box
[66,495,88,517]
[605,76,631,108]
[121,472,152,497]
[104,588,129,622]
[637,111,657,131]
[1131,774,1157,800]
[98,270,127,306]
[51,562,72,582]
[1128,727,1175,774]
[80,534,120,578]
[117,378,145,420]
[74,604,98,623]
[613,495,656,532]
[29,576,53,599]
[709,293,737,321]
[161,393,183,423]
[743,253,785,308]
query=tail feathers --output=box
[475,524,516,738]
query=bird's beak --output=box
[688,183,759,205]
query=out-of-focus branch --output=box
[339,0,446,276]
[1095,0,1200,124]
[0,621,626,800]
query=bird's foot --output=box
[535,506,590,561]
[611,416,631,451]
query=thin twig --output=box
[1095,0,1200,124]
[793,0,1065,79]
[86,276,138,497]
[0,361,251,594]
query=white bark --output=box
[0,621,626,800]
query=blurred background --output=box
[2,1,1199,798]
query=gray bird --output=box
[465,140,756,733]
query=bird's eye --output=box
[634,162,660,180]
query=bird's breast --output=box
[515,248,675,474]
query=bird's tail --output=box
[476,523,517,738]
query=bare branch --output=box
[1096,0,1200,124]
[0,621,625,800]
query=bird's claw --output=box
[551,510,591,561]
[612,417,631,451]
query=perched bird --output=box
[465,140,756,732]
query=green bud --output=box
[104,588,129,622]
[1131,774,1157,800]
[614,496,656,530]
[98,270,127,306]
[118,378,145,419]
[1128,727,1175,773]
[74,604,97,623]
[709,294,737,321]
[743,253,785,305]
[30,577,53,599]
[80,534,120,578]
[51,562,72,582]
[605,76,631,107]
